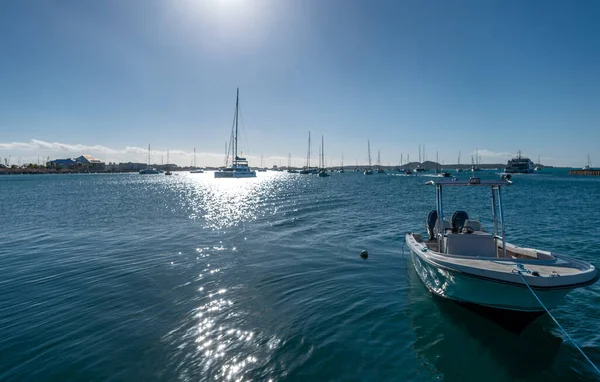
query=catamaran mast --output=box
[234,88,239,161]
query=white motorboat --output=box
[405,177,598,332]
[214,89,257,179]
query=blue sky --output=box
[1,0,599,167]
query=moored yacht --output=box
[139,144,162,174]
[317,136,330,177]
[504,151,534,174]
[214,89,257,179]
[582,154,592,170]
[405,177,598,332]
[190,148,204,173]
[364,140,374,175]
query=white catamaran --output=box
[214,89,256,179]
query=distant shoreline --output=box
[0,164,574,176]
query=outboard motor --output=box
[451,210,469,232]
[426,210,438,240]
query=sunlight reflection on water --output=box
[177,171,300,230]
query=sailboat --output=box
[435,151,451,177]
[287,153,298,173]
[214,89,257,178]
[471,149,482,171]
[338,154,345,173]
[190,148,204,173]
[257,154,267,172]
[318,136,330,177]
[300,131,317,174]
[139,144,162,174]
[376,150,385,173]
[364,140,374,175]
[582,154,591,170]
[165,150,172,175]
[456,150,463,172]
[534,154,542,171]
[404,154,413,175]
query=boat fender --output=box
[360,250,368,259]
[532,271,540,276]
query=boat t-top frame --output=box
[426,177,513,258]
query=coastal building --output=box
[46,155,105,170]
[75,155,105,170]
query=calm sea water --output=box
[1,170,599,381]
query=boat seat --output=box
[444,233,496,257]
[464,219,484,232]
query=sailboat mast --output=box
[148,144,151,166]
[322,135,325,169]
[368,140,372,167]
[234,88,239,161]
[308,131,311,168]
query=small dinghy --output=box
[405,177,598,332]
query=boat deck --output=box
[421,240,581,276]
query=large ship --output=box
[504,151,534,174]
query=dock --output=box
[568,169,600,176]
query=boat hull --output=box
[214,170,256,178]
[139,169,161,174]
[408,246,570,313]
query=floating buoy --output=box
[360,250,368,259]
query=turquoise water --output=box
[1,170,599,381]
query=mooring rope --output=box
[516,270,600,376]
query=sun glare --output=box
[176,0,273,50]
[216,0,246,8]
